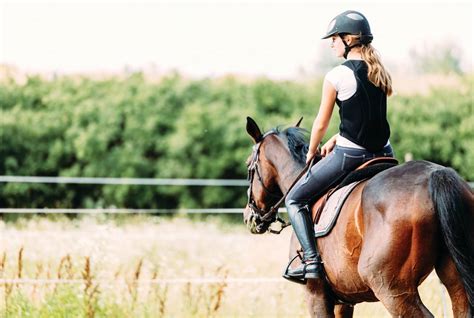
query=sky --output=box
[0,0,472,79]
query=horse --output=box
[243,117,474,317]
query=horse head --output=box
[243,116,307,234]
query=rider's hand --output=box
[306,152,314,165]
[321,136,337,157]
[306,148,320,165]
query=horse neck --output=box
[270,150,305,193]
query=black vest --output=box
[335,60,390,152]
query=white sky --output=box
[0,0,472,79]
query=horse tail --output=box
[429,167,474,308]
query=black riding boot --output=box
[283,203,323,284]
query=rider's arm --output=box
[307,80,337,162]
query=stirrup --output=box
[282,254,307,285]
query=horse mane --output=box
[271,126,309,165]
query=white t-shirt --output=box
[324,63,390,150]
[324,64,357,101]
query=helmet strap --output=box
[339,34,351,59]
[339,34,361,59]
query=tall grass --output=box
[82,256,100,318]
[0,215,452,317]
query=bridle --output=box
[246,132,288,234]
[246,132,317,234]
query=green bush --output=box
[0,72,472,209]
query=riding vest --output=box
[335,60,390,152]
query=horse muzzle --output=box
[244,205,266,234]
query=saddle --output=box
[311,157,398,237]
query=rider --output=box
[283,10,394,283]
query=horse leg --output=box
[435,253,471,317]
[305,278,335,318]
[375,288,433,317]
[289,232,335,317]
[334,304,354,318]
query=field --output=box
[0,215,452,317]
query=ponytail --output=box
[361,44,393,96]
[344,34,392,96]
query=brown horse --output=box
[243,117,474,317]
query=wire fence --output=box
[0,277,285,285]
[0,208,263,214]
[0,175,471,215]
[0,176,248,186]
[1,175,472,187]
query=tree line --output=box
[0,72,472,209]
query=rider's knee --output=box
[285,197,307,217]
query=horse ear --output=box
[246,117,263,143]
[295,117,303,127]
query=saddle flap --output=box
[313,181,362,238]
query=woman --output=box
[283,10,394,283]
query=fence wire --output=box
[0,176,248,186]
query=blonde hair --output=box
[346,35,393,96]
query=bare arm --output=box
[306,79,337,163]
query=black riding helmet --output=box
[322,10,373,59]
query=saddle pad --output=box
[314,181,362,238]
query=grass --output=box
[0,215,452,317]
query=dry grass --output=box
[0,215,453,317]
